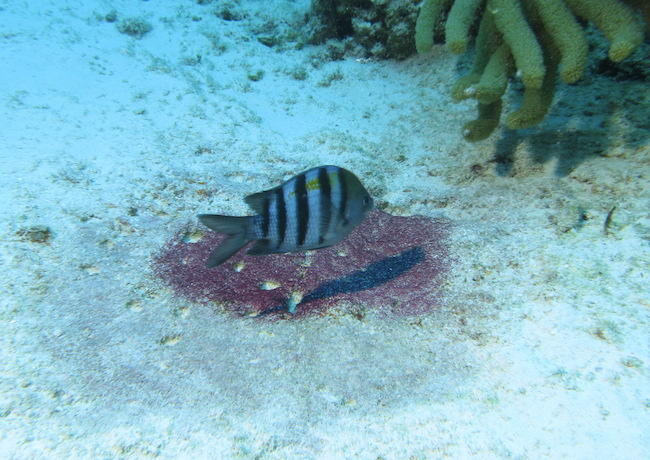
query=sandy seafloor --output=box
[1,0,648,458]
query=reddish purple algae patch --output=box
[154,210,450,318]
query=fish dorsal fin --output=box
[244,188,275,214]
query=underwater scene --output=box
[1,0,648,458]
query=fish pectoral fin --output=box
[247,239,276,255]
[322,225,344,244]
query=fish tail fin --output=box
[198,214,251,267]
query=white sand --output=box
[1,0,648,458]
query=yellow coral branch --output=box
[464,100,503,141]
[446,0,485,54]
[506,30,559,129]
[566,0,644,62]
[451,11,501,101]
[415,0,453,54]
[475,43,513,104]
[531,0,588,83]
[415,0,646,140]
[488,0,545,89]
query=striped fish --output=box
[198,165,374,267]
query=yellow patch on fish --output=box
[306,172,338,192]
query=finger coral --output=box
[415,0,646,141]
[154,210,450,319]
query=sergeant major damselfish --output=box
[199,165,374,267]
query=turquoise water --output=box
[1,1,648,458]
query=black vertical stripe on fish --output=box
[276,187,286,248]
[261,195,270,238]
[338,167,348,224]
[296,173,309,247]
[318,166,332,244]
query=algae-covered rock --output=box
[116,17,153,39]
[16,226,52,244]
[306,0,419,60]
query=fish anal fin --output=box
[247,239,277,255]
[206,234,248,267]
